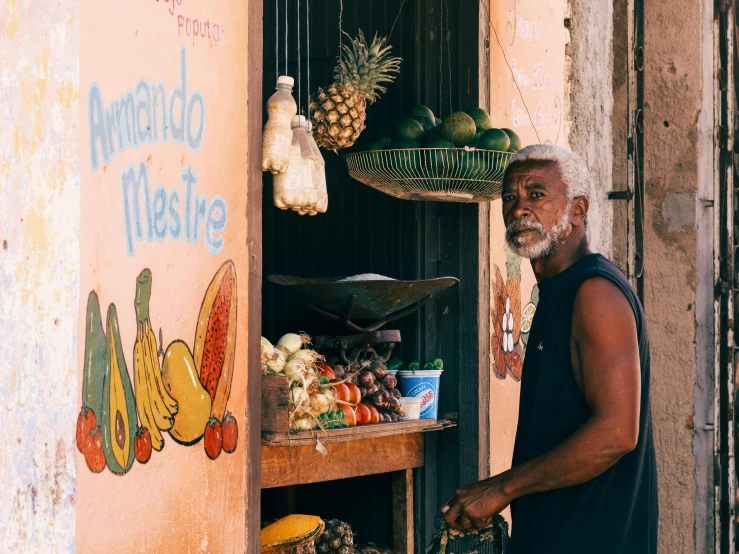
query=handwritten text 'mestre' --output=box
[88,47,228,257]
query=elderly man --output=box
[442,145,658,553]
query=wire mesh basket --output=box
[345,148,514,203]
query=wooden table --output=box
[261,420,453,554]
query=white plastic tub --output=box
[399,396,423,421]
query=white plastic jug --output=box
[262,76,298,174]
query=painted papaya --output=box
[82,291,107,420]
[102,303,137,475]
[193,260,237,421]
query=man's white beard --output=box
[505,212,571,259]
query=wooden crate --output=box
[261,374,453,444]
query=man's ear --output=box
[571,196,589,226]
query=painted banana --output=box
[145,319,178,415]
[134,324,165,451]
[142,327,174,431]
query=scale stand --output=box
[314,330,400,367]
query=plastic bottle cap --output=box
[291,114,308,127]
[277,76,295,87]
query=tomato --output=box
[339,405,357,427]
[331,382,351,404]
[317,363,336,380]
[84,426,106,473]
[76,406,97,454]
[354,403,371,425]
[204,417,223,460]
[346,384,362,406]
[222,412,238,454]
[134,426,152,464]
[365,404,381,424]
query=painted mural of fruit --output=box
[76,406,97,454]
[102,304,137,475]
[204,417,223,460]
[82,291,107,422]
[133,269,177,452]
[193,260,237,421]
[221,412,238,454]
[134,426,153,464]
[162,340,212,445]
[85,426,107,474]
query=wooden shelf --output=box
[261,418,454,447]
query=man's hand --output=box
[441,474,513,531]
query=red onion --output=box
[359,371,375,388]
[366,383,379,396]
[372,389,390,409]
[382,374,397,390]
[388,388,401,400]
[371,364,387,380]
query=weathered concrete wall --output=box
[609,1,704,549]
[565,0,614,257]
[0,0,80,551]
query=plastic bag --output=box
[425,513,509,554]
[262,76,298,174]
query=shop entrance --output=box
[257,0,490,551]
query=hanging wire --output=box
[444,0,453,115]
[285,0,288,75]
[438,2,443,115]
[297,0,301,114]
[389,0,407,38]
[480,0,541,143]
[306,0,311,116]
[339,0,344,51]
[275,0,279,74]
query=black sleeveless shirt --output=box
[509,254,658,554]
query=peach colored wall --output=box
[487,0,568,485]
[76,1,250,552]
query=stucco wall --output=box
[565,0,614,258]
[0,0,80,551]
[642,0,700,549]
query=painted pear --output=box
[162,340,212,445]
[82,291,107,419]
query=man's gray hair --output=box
[506,144,590,199]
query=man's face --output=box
[502,162,574,259]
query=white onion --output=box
[285,357,310,383]
[304,373,319,395]
[277,332,310,356]
[265,348,286,374]
[310,393,331,414]
[261,337,274,362]
[289,349,322,365]
[290,386,310,408]
[292,416,313,430]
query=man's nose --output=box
[510,198,531,220]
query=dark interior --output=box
[260,1,484,549]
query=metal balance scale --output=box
[267,274,459,366]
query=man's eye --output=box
[502,194,515,202]
[531,192,544,199]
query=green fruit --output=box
[471,131,484,147]
[466,108,493,132]
[412,116,436,132]
[390,139,420,168]
[439,112,477,146]
[102,303,137,475]
[83,291,107,420]
[408,105,436,123]
[478,128,511,152]
[424,135,455,149]
[501,128,522,151]
[367,140,387,151]
[457,151,488,178]
[394,118,425,143]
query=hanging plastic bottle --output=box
[291,115,318,216]
[273,116,312,212]
[306,121,328,214]
[262,76,298,175]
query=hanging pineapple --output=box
[310,30,401,152]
